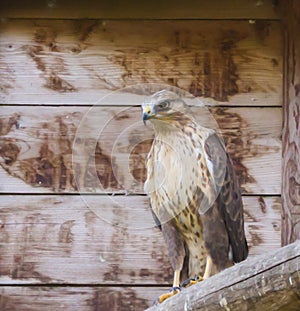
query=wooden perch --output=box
[146,241,300,311]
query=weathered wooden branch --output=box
[146,241,300,311]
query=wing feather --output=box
[203,133,248,263]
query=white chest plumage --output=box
[145,127,203,221]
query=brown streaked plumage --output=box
[142,90,248,300]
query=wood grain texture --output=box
[0,195,281,285]
[0,286,166,311]
[0,20,282,106]
[147,241,300,311]
[0,106,281,194]
[0,0,279,19]
[0,6,287,309]
[281,0,300,245]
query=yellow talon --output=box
[156,287,181,304]
[181,276,203,288]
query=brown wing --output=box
[204,133,248,263]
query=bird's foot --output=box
[155,286,181,304]
[180,276,203,288]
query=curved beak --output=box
[142,106,154,125]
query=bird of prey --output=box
[142,90,248,303]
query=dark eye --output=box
[158,100,170,109]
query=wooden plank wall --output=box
[0,1,283,310]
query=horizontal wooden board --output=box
[0,286,165,311]
[0,195,281,285]
[0,106,281,194]
[0,20,282,106]
[0,0,279,20]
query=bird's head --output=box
[142,90,189,126]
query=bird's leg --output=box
[173,269,180,287]
[155,221,185,304]
[181,256,214,288]
[156,269,181,304]
[203,255,213,279]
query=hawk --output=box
[142,90,248,302]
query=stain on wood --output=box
[243,196,281,252]
[189,30,242,100]
[0,106,281,194]
[58,220,75,244]
[0,113,20,136]
[0,20,282,106]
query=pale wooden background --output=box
[0,1,283,310]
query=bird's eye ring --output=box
[158,101,170,109]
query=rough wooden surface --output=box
[0,286,166,311]
[0,106,281,194]
[0,195,280,285]
[0,0,279,19]
[0,4,286,310]
[281,0,300,245]
[0,20,282,106]
[146,241,300,311]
